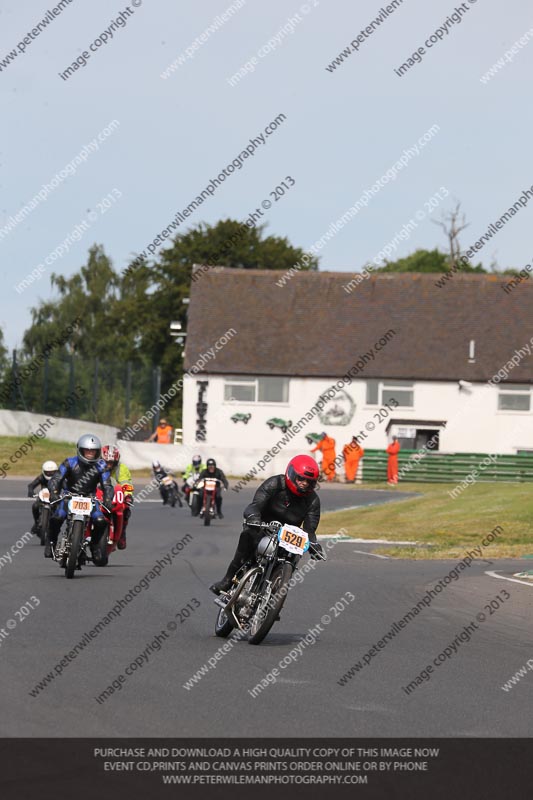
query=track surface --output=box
[1,479,532,737]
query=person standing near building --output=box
[387,435,400,485]
[146,417,174,444]
[311,432,337,482]
[343,436,364,483]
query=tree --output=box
[432,202,470,268]
[149,219,319,273]
[373,248,451,273]
[18,220,316,426]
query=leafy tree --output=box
[372,248,486,273]
[18,220,316,426]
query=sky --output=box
[1,0,532,349]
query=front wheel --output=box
[190,495,201,516]
[215,607,235,637]
[204,509,211,526]
[39,506,50,546]
[65,520,83,579]
[248,563,292,645]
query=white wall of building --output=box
[182,374,533,471]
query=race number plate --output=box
[205,479,218,491]
[278,525,309,555]
[68,496,93,515]
[39,488,50,502]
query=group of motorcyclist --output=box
[151,456,228,517]
[28,436,233,559]
[28,430,324,599]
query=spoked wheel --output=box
[65,520,83,579]
[215,607,235,637]
[248,563,292,645]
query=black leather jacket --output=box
[48,456,113,508]
[243,475,320,542]
[198,467,228,490]
[27,472,51,497]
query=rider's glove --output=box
[310,542,324,560]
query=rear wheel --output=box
[92,527,109,566]
[65,520,83,579]
[248,563,292,645]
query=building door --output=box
[415,429,439,450]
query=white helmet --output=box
[42,460,58,480]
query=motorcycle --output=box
[160,474,183,508]
[95,483,131,555]
[198,477,220,526]
[51,492,109,578]
[33,488,51,546]
[213,521,325,644]
[183,472,201,516]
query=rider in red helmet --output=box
[210,454,323,595]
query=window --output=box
[366,380,379,405]
[497,384,531,411]
[367,380,414,407]
[223,376,289,403]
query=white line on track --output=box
[485,570,533,589]
[352,549,389,559]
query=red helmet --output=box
[285,455,319,496]
[102,444,120,466]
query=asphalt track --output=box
[1,479,532,737]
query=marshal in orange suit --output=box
[343,436,365,483]
[386,436,400,484]
[311,432,337,481]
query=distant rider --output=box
[198,458,228,518]
[46,434,113,559]
[210,454,323,594]
[152,460,182,506]
[102,444,134,549]
[27,460,58,536]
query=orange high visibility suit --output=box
[386,439,400,483]
[155,423,173,444]
[312,435,337,481]
[343,441,364,482]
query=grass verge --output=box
[319,482,533,559]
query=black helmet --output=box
[206,458,216,469]
[77,433,102,466]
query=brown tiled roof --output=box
[184,269,533,383]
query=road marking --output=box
[485,570,533,589]
[352,549,389,559]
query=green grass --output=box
[0,436,77,479]
[319,481,533,559]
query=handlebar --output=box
[247,520,326,559]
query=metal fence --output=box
[0,351,176,432]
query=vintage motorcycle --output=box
[160,474,183,508]
[183,471,201,516]
[213,521,325,644]
[198,476,220,526]
[52,492,109,578]
[33,488,51,546]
